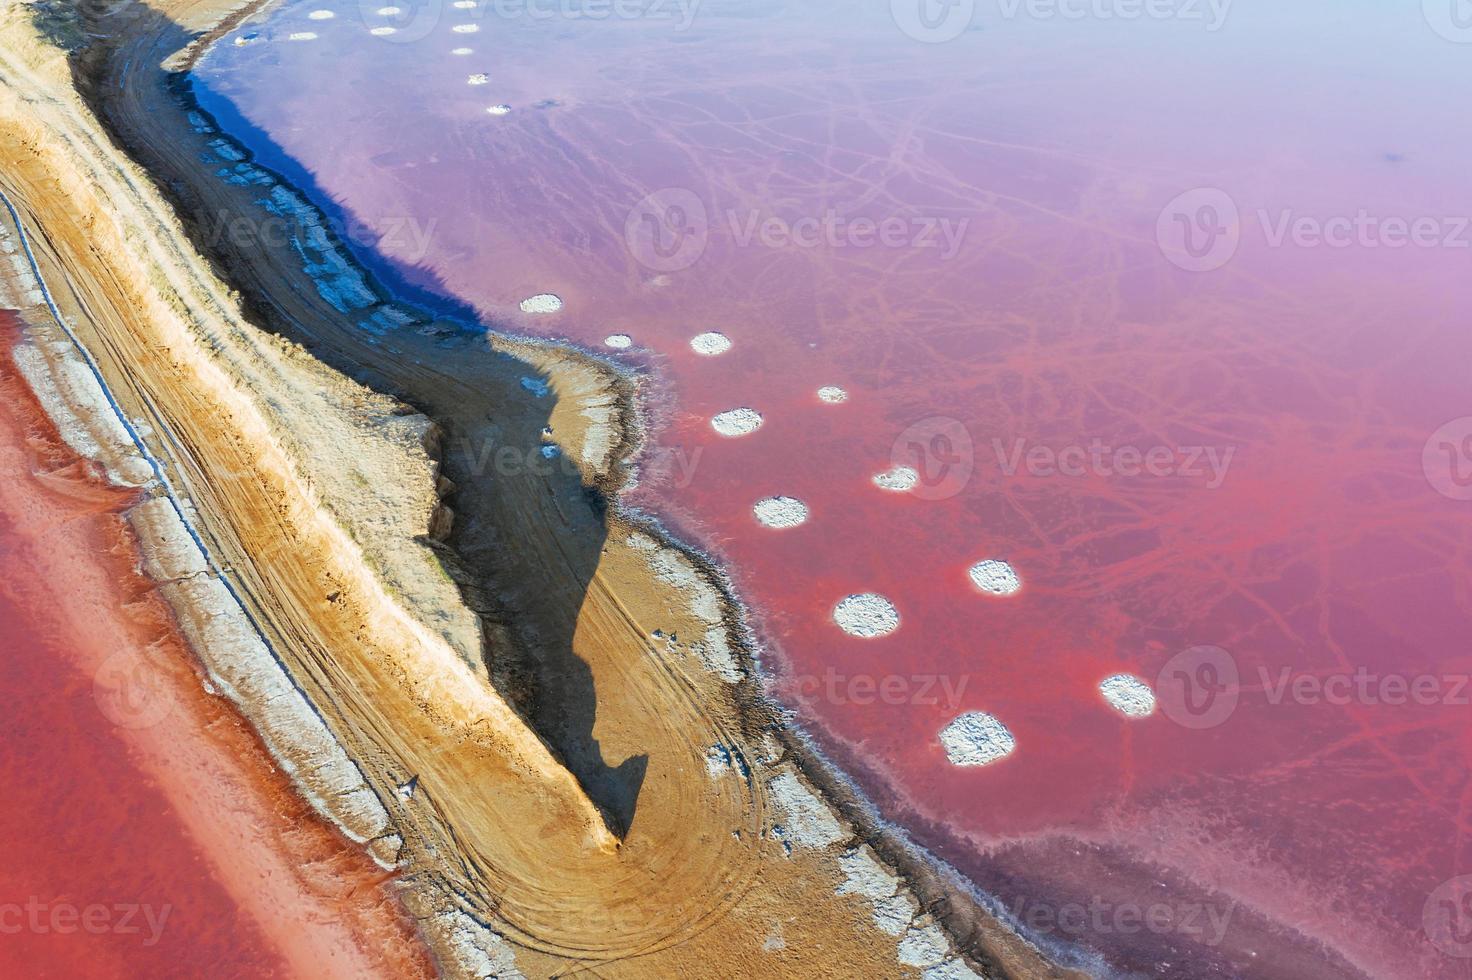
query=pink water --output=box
[194,3,1472,976]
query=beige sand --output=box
[0,4,1080,978]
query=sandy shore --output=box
[0,2,1078,977]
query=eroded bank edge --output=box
[61,3,1070,976]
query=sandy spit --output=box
[2,3,1084,978]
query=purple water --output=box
[192,2,1472,975]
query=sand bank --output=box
[0,3,1079,977]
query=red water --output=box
[194,4,1472,976]
[0,314,434,979]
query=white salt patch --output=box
[968,558,1020,596]
[924,961,987,980]
[369,25,397,35]
[287,31,318,40]
[467,73,489,85]
[836,846,918,937]
[898,924,950,968]
[485,104,512,116]
[453,0,478,6]
[518,293,562,314]
[818,385,848,403]
[1099,673,1156,718]
[768,771,846,849]
[451,46,473,54]
[603,334,633,349]
[453,22,479,32]
[626,531,659,551]
[690,331,731,356]
[307,9,334,19]
[939,712,1015,767]
[873,465,919,492]
[833,593,899,638]
[375,5,401,12]
[711,407,763,437]
[753,496,808,529]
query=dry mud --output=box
[0,3,1081,978]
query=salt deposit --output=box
[753,496,808,529]
[690,331,731,356]
[486,104,512,116]
[817,386,848,403]
[307,9,334,19]
[832,593,899,638]
[968,559,1020,596]
[768,771,846,850]
[603,334,633,349]
[452,23,479,33]
[369,26,397,35]
[1099,673,1156,718]
[467,73,489,86]
[287,31,318,41]
[711,407,763,437]
[939,712,1015,767]
[451,47,472,55]
[518,293,562,314]
[872,465,919,492]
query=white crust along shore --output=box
[0,5,1066,975]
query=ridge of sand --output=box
[0,3,1081,977]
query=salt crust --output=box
[817,385,848,403]
[518,292,560,313]
[753,495,808,528]
[873,465,919,491]
[939,712,1015,767]
[1100,673,1156,717]
[833,592,900,638]
[690,331,731,355]
[968,558,1020,596]
[711,407,762,437]
[128,501,394,849]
